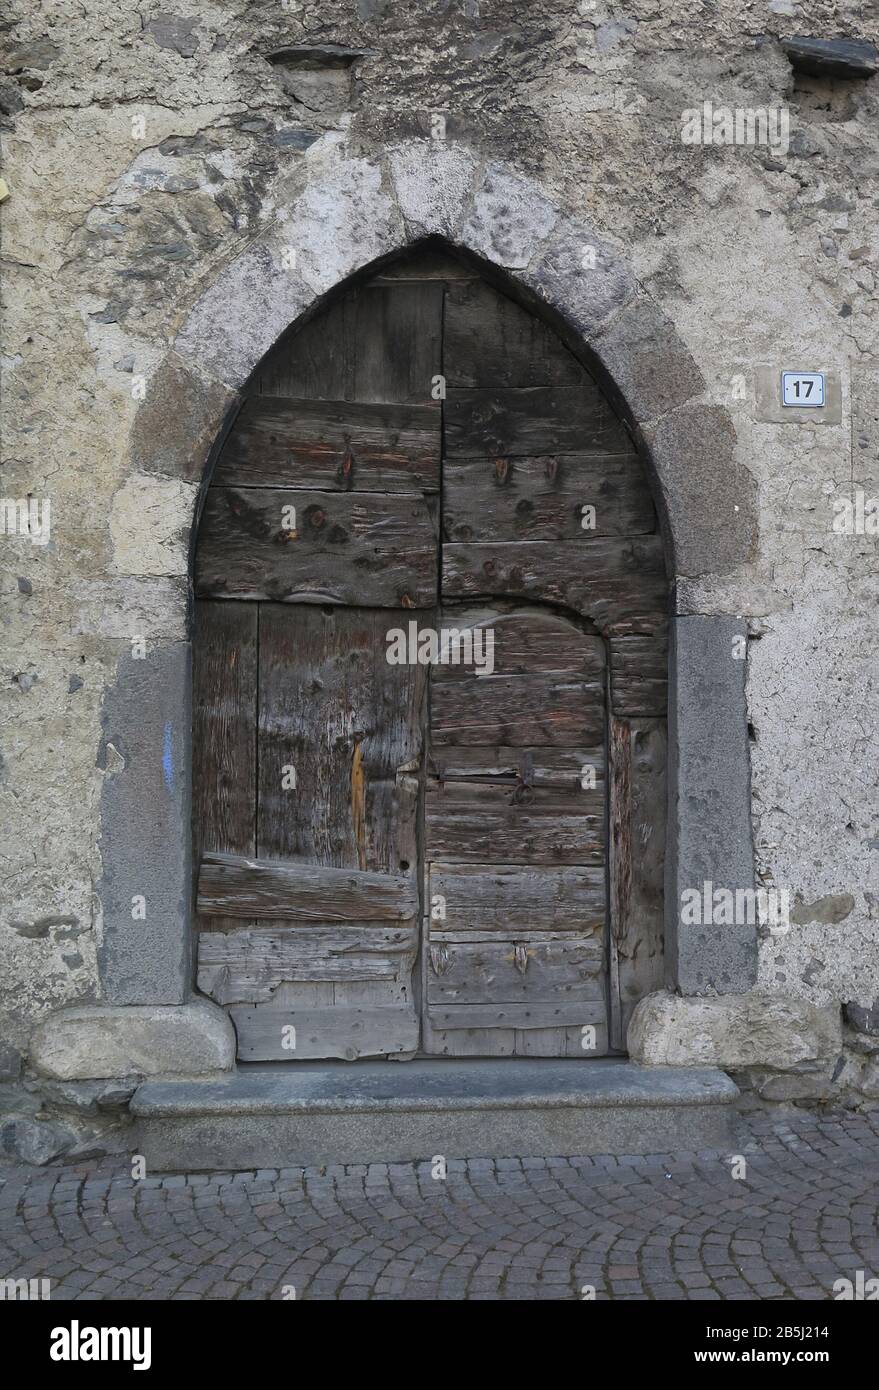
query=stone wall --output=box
[1,1,877,1138]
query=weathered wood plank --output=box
[198,925,417,1004]
[611,717,667,1046]
[427,940,604,1006]
[445,387,631,457]
[428,863,605,931]
[195,488,437,607]
[254,292,356,399]
[197,853,418,921]
[443,454,655,542]
[609,634,668,717]
[430,605,605,678]
[427,1001,606,1029]
[444,279,586,388]
[231,1004,419,1060]
[352,282,443,404]
[192,602,258,933]
[256,605,426,873]
[430,673,604,746]
[442,537,668,637]
[425,781,605,864]
[428,746,606,789]
[212,397,441,492]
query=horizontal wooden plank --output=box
[427,940,604,1006]
[425,781,605,864]
[443,455,655,541]
[213,396,441,492]
[444,279,586,388]
[431,606,605,678]
[195,488,437,607]
[609,634,668,717]
[197,854,418,921]
[442,537,668,637]
[431,930,601,943]
[427,1001,606,1030]
[445,387,631,457]
[428,747,606,789]
[422,1022,610,1056]
[198,926,417,1004]
[430,673,604,746]
[231,1004,419,1060]
[428,863,605,930]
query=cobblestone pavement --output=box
[0,1108,877,1301]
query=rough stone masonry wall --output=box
[0,0,877,1131]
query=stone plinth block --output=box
[628,991,842,1069]
[29,1002,236,1081]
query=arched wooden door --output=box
[192,244,667,1062]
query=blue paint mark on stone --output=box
[163,722,174,790]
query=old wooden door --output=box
[192,245,667,1062]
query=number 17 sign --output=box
[781,371,825,407]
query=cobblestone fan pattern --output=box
[1,1111,877,1301]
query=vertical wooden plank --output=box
[254,291,356,400]
[192,601,258,931]
[609,716,667,1048]
[353,282,444,405]
[256,603,427,874]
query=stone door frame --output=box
[101,143,758,1039]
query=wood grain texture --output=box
[231,1004,419,1060]
[195,487,437,607]
[425,780,605,864]
[442,536,668,636]
[609,634,668,716]
[427,940,604,1006]
[420,1020,609,1056]
[444,279,586,388]
[430,605,605,678]
[443,454,655,542]
[350,282,443,404]
[198,925,417,1004]
[254,292,356,400]
[192,602,258,933]
[610,717,667,1046]
[428,863,605,931]
[427,1001,606,1029]
[445,387,631,457]
[430,673,605,746]
[256,604,426,873]
[212,397,441,492]
[427,746,606,790]
[197,853,418,921]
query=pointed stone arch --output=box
[88,146,758,1069]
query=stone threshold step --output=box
[132,1061,740,1170]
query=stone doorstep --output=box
[131,1060,741,1170]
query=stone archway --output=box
[32,144,759,1080]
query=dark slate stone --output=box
[845,999,879,1036]
[97,644,192,1004]
[273,127,321,150]
[143,15,200,59]
[0,1044,22,1082]
[782,37,878,79]
[665,616,758,995]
